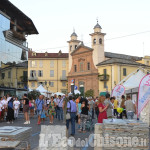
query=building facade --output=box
[67,22,150,96]
[0,0,38,96]
[28,50,68,94]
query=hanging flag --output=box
[112,85,125,98]
[137,74,150,117]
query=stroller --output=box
[85,111,94,131]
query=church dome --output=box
[71,32,77,37]
[94,22,102,29]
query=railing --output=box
[28,76,38,81]
[99,74,109,81]
[60,76,67,81]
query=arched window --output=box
[75,45,77,49]
[93,39,96,44]
[70,45,72,51]
[99,38,102,44]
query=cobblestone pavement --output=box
[0,114,96,150]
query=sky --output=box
[10,0,150,57]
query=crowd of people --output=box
[0,92,136,136]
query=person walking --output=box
[57,95,64,121]
[120,95,127,119]
[63,94,69,123]
[98,96,108,123]
[7,97,14,124]
[104,94,113,118]
[113,96,119,117]
[35,95,44,125]
[29,97,35,118]
[23,94,30,124]
[79,98,89,133]
[48,96,56,124]
[13,97,20,120]
[1,96,7,121]
[66,96,77,136]
[88,97,95,119]
[54,94,58,118]
[125,95,136,119]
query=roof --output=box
[71,32,77,37]
[105,52,142,61]
[0,61,28,71]
[28,51,68,58]
[0,0,38,35]
[96,58,147,66]
[94,22,102,29]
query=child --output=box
[41,107,46,123]
[13,97,20,119]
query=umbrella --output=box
[74,90,81,95]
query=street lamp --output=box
[45,81,50,98]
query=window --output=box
[8,71,11,78]
[99,38,102,44]
[75,45,77,49]
[62,70,66,78]
[80,62,84,71]
[104,81,107,88]
[30,60,37,67]
[93,39,96,44]
[87,62,90,70]
[31,82,35,87]
[39,60,43,68]
[50,70,54,77]
[146,61,149,65]
[103,69,107,79]
[123,68,127,76]
[74,65,77,72]
[30,70,36,77]
[38,70,43,77]
[50,82,54,87]
[70,45,72,51]
[62,60,66,68]
[1,73,5,79]
[50,60,54,68]
[62,82,66,87]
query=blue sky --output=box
[10,0,150,56]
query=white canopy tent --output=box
[122,70,146,90]
[54,92,65,96]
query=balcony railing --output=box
[20,76,28,82]
[28,76,38,81]
[60,76,67,81]
[98,74,109,81]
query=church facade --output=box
[67,22,150,97]
[67,22,106,96]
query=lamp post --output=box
[45,81,50,98]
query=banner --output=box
[112,85,125,98]
[137,74,150,117]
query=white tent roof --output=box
[54,92,65,96]
[122,70,146,90]
[36,85,47,93]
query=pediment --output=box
[71,45,93,56]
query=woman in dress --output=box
[48,96,56,124]
[98,96,108,123]
[29,97,35,118]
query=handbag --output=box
[66,101,71,120]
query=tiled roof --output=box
[28,51,68,58]
[96,58,146,66]
[16,61,28,67]
[105,52,142,61]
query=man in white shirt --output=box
[13,97,20,119]
[54,94,58,118]
[57,95,64,121]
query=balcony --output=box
[28,76,38,81]
[20,76,28,82]
[98,74,109,81]
[60,76,67,81]
[3,30,28,50]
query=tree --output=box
[28,90,41,100]
[84,89,94,97]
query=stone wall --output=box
[94,119,149,150]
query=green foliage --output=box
[84,89,94,97]
[28,90,41,100]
